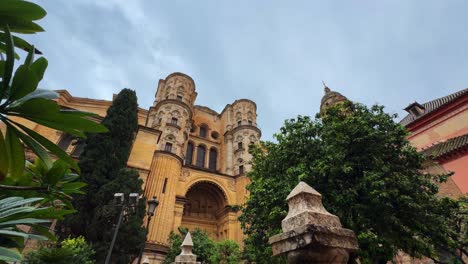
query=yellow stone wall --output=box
[10,73,261,263]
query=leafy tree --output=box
[209,240,241,264]
[163,228,216,264]
[23,236,95,264]
[59,89,145,263]
[239,102,462,263]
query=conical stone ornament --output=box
[282,181,341,232]
[173,232,200,264]
[269,181,358,264]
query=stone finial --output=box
[173,232,200,264]
[282,181,341,232]
[269,181,358,264]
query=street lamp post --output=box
[137,196,159,264]
[104,193,140,264]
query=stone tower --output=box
[144,73,197,254]
[220,99,260,175]
[320,86,349,115]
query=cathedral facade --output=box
[8,72,261,262]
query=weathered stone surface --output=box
[282,182,341,232]
[269,181,359,264]
[173,232,200,264]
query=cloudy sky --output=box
[25,1,468,140]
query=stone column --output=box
[268,182,358,264]
[173,197,186,232]
[173,232,200,264]
[225,135,233,175]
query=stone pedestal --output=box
[173,232,200,264]
[268,182,358,264]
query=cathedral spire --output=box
[322,81,331,94]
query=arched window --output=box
[57,133,73,151]
[185,141,194,165]
[209,148,218,171]
[199,125,208,138]
[196,145,206,167]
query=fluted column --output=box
[226,135,233,175]
[144,152,182,245]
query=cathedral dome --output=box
[320,86,349,114]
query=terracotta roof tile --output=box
[421,134,468,160]
[400,88,468,126]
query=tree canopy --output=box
[239,102,463,263]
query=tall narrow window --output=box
[196,145,206,167]
[162,178,168,193]
[209,148,218,171]
[238,142,243,150]
[199,125,207,138]
[239,165,244,175]
[185,141,194,165]
[165,143,173,152]
[171,118,178,125]
[57,134,73,151]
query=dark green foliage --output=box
[23,236,95,264]
[239,102,462,263]
[58,89,145,263]
[209,240,241,264]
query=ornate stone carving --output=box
[180,169,190,182]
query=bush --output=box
[24,236,95,264]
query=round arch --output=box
[181,180,232,241]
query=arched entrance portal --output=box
[181,181,230,241]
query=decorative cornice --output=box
[224,124,262,138]
[154,150,183,164]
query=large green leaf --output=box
[0,246,21,262]
[0,16,44,33]
[22,207,75,220]
[44,160,68,185]
[4,127,24,178]
[0,206,36,219]
[0,197,42,212]
[0,0,47,21]
[0,130,8,180]
[29,224,56,241]
[0,33,42,54]
[8,89,57,108]
[23,44,34,66]
[8,64,39,102]
[0,218,49,226]
[0,229,46,240]
[7,121,80,172]
[30,57,47,81]
[1,26,14,98]
[0,42,20,59]
[6,121,52,168]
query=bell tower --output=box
[144,73,197,256]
